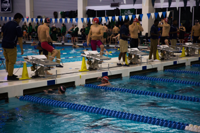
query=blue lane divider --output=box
[84,84,200,103]
[165,69,200,75]
[19,95,188,131]
[192,64,200,67]
[131,75,200,87]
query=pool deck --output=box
[0,54,199,99]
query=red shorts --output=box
[91,40,103,51]
[41,42,54,53]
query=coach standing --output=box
[1,13,24,80]
[149,19,159,61]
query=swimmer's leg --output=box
[50,49,58,61]
[100,44,104,56]
[56,50,61,64]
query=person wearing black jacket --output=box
[1,13,24,80]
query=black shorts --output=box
[179,32,184,39]
[130,38,138,48]
[38,42,48,55]
[72,33,78,37]
[114,33,118,36]
[193,36,200,43]
[160,36,168,45]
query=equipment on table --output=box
[182,43,200,56]
[157,45,181,60]
[127,48,148,64]
[81,51,111,70]
[24,55,61,78]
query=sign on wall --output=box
[0,0,12,13]
[121,9,135,15]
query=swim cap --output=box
[45,18,50,23]
[133,18,139,22]
[102,76,109,82]
[164,18,168,23]
[93,18,99,24]
[59,86,66,94]
[195,20,199,23]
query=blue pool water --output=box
[0,66,200,133]
[0,44,121,70]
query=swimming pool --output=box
[0,66,199,133]
[0,44,121,70]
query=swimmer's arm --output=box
[158,23,163,27]
[138,24,144,32]
[98,84,107,86]
[18,37,23,50]
[97,77,102,80]
[183,27,186,32]
[46,27,53,42]
[98,82,111,86]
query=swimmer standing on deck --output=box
[87,18,104,56]
[37,18,59,62]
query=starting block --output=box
[182,43,200,56]
[157,45,181,60]
[127,48,148,64]
[81,51,111,70]
[24,55,61,78]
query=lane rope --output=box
[130,75,200,86]
[192,64,200,67]
[165,69,200,75]
[84,84,200,103]
[19,95,192,131]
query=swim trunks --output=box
[193,36,200,43]
[91,40,103,50]
[41,42,54,52]
[160,36,169,45]
[130,38,138,48]
[114,33,118,36]
[38,42,48,55]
